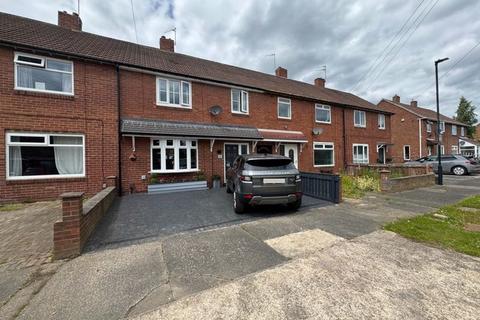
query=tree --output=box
[454,96,477,138]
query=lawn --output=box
[385,195,480,257]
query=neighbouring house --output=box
[473,123,480,141]
[459,137,480,158]
[377,95,467,163]
[0,11,392,202]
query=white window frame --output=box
[451,125,457,136]
[378,113,386,129]
[231,89,249,114]
[460,127,465,137]
[150,138,198,173]
[14,52,74,96]
[277,97,291,119]
[352,143,369,164]
[451,145,459,154]
[313,142,335,167]
[6,132,85,180]
[403,145,411,161]
[426,122,432,133]
[315,104,331,124]
[156,77,192,108]
[440,145,445,155]
[439,121,445,134]
[354,110,366,128]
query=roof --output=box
[121,118,262,139]
[258,129,308,142]
[380,99,465,126]
[0,12,383,113]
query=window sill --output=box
[6,176,86,184]
[156,103,192,110]
[149,169,200,174]
[354,125,366,128]
[14,89,75,100]
[278,116,291,121]
[315,121,331,125]
[314,164,335,167]
[231,112,249,117]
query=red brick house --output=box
[377,95,467,163]
[0,11,392,201]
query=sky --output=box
[0,0,479,118]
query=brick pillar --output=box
[379,170,390,192]
[53,192,84,259]
[106,176,117,188]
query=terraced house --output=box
[0,11,392,202]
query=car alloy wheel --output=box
[452,166,466,176]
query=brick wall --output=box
[0,47,118,202]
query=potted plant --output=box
[212,174,221,189]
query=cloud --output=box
[0,0,478,117]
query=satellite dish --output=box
[312,127,323,135]
[209,105,223,116]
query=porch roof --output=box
[258,129,308,143]
[121,118,263,139]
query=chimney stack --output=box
[58,11,82,31]
[314,78,325,88]
[392,94,400,103]
[275,67,288,78]
[410,100,417,108]
[160,36,175,52]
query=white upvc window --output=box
[151,138,198,173]
[14,52,74,95]
[460,126,465,137]
[313,142,334,167]
[440,145,445,155]
[231,89,249,114]
[439,121,445,133]
[6,132,85,180]
[378,113,386,129]
[403,145,411,161]
[315,104,331,124]
[353,144,369,164]
[426,122,432,133]
[277,97,291,119]
[354,110,366,127]
[156,77,191,108]
[451,145,459,154]
[451,125,457,136]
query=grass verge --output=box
[385,195,480,257]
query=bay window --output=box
[14,52,73,95]
[315,104,331,123]
[353,144,369,164]
[6,132,84,180]
[151,138,198,172]
[156,77,191,108]
[313,142,334,167]
[231,89,249,114]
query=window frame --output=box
[426,122,432,133]
[403,145,411,161]
[313,142,335,167]
[231,89,249,115]
[315,104,332,124]
[277,97,292,119]
[352,143,369,164]
[150,138,199,173]
[451,124,457,136]
[156,77,192,109]
[378,113,386,130]
[353,110,366,128]
[14,52,74,96]
[439,121,445,133]
[460,126,465,137]
[6,132,85,180]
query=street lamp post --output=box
[435,57,449,185]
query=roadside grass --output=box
[385,195,480,257]
[0,203,26,212]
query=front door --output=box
[224,143,249,182]
[282,144,298,168]
[377,145,386,164]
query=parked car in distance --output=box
[226,154,302,213]
[405,154,479,175]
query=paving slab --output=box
[0,265,36,306]
[265,229,344,258]
[240,216,304,241]
[132,231,480,320]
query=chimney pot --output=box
[275,67,288,78]
[392,94,400,103]
[314,78,325,88]
[160,36,175,52]
[58,11,82,31]
[410,100,418,108]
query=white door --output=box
[282,144,298,168]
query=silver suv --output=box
[226,154,302,213]
[406,154,479,175]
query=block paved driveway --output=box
[86,188,329,250]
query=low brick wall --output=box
[380,172,435,193]
[346,164,431,177]
[53,186,116,259]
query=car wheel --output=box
[226,181,233,193]
[233,191,245,214]
[287,198,302,211]
[452,166,466,176]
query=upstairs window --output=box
[277,97,291,119]
[460,126,465,136]
[315,104,331,123]
[14,52,73,95]
[378,113,386,129]
[451,125,457,136]
[426,122,432,133]
[231,89,249,114]
[354,110,366,127]
[156,78,191,108]
[439,121,445,133]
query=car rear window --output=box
[244,158,295,170]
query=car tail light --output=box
[240,175,252,182]
[243,194,253,199]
